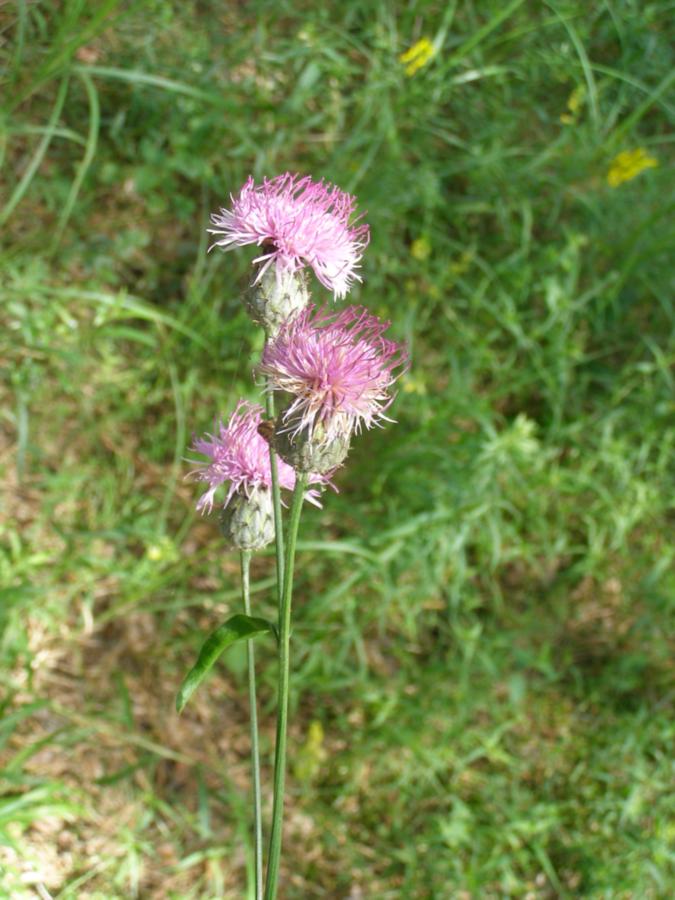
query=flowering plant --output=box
[179,173,407,899]
[262,304,409,450]
[208,173,370,299]
[189,400,296,513]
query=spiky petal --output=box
[189,400,322,513]
[260,305,409,449]
[208,174,370,300]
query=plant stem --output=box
[265,374,285,607]
[241,550,263,900]
[264,474,307,900]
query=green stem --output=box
[265,380,285,605]
[264,474,307,900]
[241,550,263,900]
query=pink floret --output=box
[189,400,324,513]
[260,305,409,444]
[207,173,370,300]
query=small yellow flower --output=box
[293,720,327,783]
[607,148,658,188]
[145,536,178,563]
[411,236,431,261]
[449,249,473,277]
[560,85,585,125]
[399,37,436,77]
[402,373,427,396]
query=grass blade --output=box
[74,64,218,103]
[0,76,69,227]
[442,0,527,69]
[50,69,100,251]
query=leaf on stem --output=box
[176,614,274,713]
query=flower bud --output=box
[246,267,309,337]
[219,487,274,551]
[274,418,350,475]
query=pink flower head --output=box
[189,400,323,513]
[207,173,370,300]
[260,305,409,445]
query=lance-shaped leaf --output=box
[176,614,274,713]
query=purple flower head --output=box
[260,305,409,446]
[189,400,323,513]
[207,173,370,300]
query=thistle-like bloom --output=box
[190,400,320,514]
[208,173,370,300]
[261,305,409,450]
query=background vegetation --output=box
[1,1,673,897]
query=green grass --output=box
[1,1,673,897]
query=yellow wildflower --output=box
[607,148,658,187]
[411,236,431,261]
[293,720,327,783]
[449,249,473,277]
[403,373,427,396]
[560,85,585,125]
[399,37,436,77]
[145,537,178,563]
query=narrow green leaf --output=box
[176,615,274,713]
[74,64,218,103]
[50,69,100,252]
[442,0,527,69]
[0,76,69,227]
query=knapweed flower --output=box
[189,401,325,548]
[190,400,325,511]
[399,37,436,76]
[607,148,658,187]
[208,173,370,301]
[260,305,409,473]
[190,400,295,514]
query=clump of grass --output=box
[1,0,673,896]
